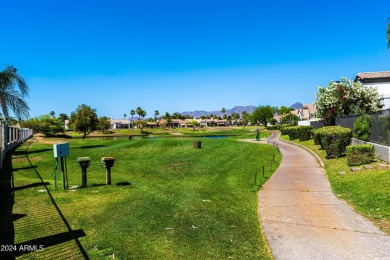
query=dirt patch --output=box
[32,136,66,145]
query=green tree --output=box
[58,113,69,123]
[241,111,249,129]
[136,107,142,120]
[387,19,390,49]
[22,114,64,136]
[154,110,159,120]
[98,116,111,134]
[314,78,379,125]
[50,111,55,117]
[353,114,372,141]
[251,105,274,127]
[72,104,99,139]
[130,109,135,128]
[0,65,29,120]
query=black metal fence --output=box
[336,109,390,146]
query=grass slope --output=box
[8,132,280,259]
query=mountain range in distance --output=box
[181,103,303,118]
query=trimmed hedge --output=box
[266,125,278,130]
[281,126,299,140]
[346,144,375,166]
[298,126,313,141]
[314,126,352,159]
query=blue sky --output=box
[1,0,389,119]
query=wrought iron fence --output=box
[336,109,390,146]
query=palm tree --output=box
[130,109,135,128]
[136,107,142,120]
[0,66,29,120]
[154,110,160,120]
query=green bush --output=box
[353,114,372,141]
[266,125,278,130]
[314,126,352,158]
[280,125,293,136]
[313,129,321,145]
[346,144,375,166]
[297,126,313,141]
[283,126,299,140]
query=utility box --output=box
[53,143,69,158]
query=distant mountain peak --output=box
[182,105,256,118]
[290,102,303,109]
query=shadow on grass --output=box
[73,145,107,149]
[0,143,90,259]
[12,165,38,172]
[116,181,131,186]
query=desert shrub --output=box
[346,144,375,166]
[297,126,313,141]
[353,114,372,141]
[314,126,352,158]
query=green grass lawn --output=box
[7,130,280,259]
[280,134,390,234]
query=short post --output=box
[262,165,265,178]
[193,141,201,149]
[253,170,258,185]
[77,157,91,188]
[269,160,273,172]
[101,157,116,185]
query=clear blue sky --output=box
[1,0,389,119]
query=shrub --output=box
[284,126,299,140]
[313,129,321,145]
[297,126,313,141]
[280,125,293,136]
[266,125,278,131]
[353,114,372,141]
[346,144,375,166]
[314,126,352,158]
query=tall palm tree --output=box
[154,110,159,120]
[130,109,135,128]
[136,107,142,120]
[0,66,29,120]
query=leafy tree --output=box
[251,105,274,127]
[22,114,64,136]
[50,111,55,117]
[72,104,99,139]
[241,111,249,129]
[123,113,127,119]
[140,109,146,119]
[58,113,69,124]
[278,106,294,115]
[0,65,29,120]
[314,78,379,125]
[98,116,111,134]
[387,19,390,49]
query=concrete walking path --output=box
[256,132,390,260]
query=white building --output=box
[355,71,390,109]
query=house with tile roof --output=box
[355,71,390,109]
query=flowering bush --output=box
[314,78,379,125]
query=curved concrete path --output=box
[258,132,390,260]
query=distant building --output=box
[110,119,130,129]
[355,71,390,109]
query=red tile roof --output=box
[355,71,390,81]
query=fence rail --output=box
[0,124,33,169]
